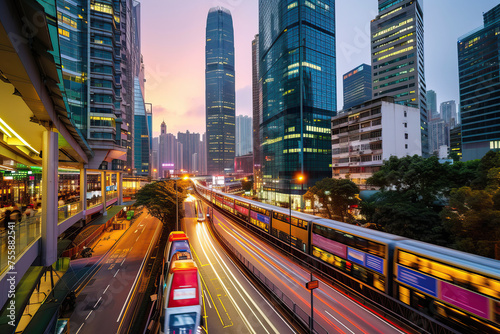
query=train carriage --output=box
[311,219,405,293]
[394,240,500,333]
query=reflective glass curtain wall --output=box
[133,78,150,176]
[259,0,336,195]
[206,7,236,175]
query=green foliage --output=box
[241,180,253,192]
[305,178,359,222]
[135,180,187,232]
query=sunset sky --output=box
[141,0,500,137]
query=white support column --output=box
[80,167,87,212]
[118,172,123,205]
[41,130,58,266]
[101,170,107,215]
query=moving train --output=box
[160,232,202,334]
[195,182,500,333]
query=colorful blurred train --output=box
[195,182,500,333]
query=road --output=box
[182,197,297,334]
[69,211,161,334]
[199,198,413,334]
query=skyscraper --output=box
[159,121,178,178]
[440,100,457,127]
[259,0,336,204]
[236,115,253,156]
[371,0,428,156]
[458,4,500,161]
[343,64,372,110]
[252,34,263,193]
[133,78,150,176]
[206,7,235,175]
[427,90,438,119]
[178,131,201,173]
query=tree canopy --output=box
[305,178,359,222]
[135,180,188,232]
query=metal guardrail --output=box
[58,202,83,223]
[0,215,41,275]
[209,213,329,334]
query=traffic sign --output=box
[306,280,319,290]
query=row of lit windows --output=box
[91,2,113,15]
[284,148,330,154]
[373,39,414,57]
[373,18,414,39]
[306,125,330,134]
[373,25,414,46]
[373,32,414,53]
[376,46,414,62]
[58,28,70,38]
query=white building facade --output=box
[331,97,421,189]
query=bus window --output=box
[168,312,197,334]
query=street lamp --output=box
[287,174,304,250]
[173,175,189,231]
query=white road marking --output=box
[103,284,110,294]
[325,310,356,334]
[76,323,84,334]
[204,290,212,308]
[94,297,102,308]
[114,269,120,277]
[85,310,93,320]
[121,258,126,266]
[134,229,138,233]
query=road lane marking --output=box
[103,284,110,294]
[76,323,84,334]
[134,229,138,233]
[325,311,356,334]
[202,224,277,334]
[85,310,93,320]
[196,224,256,334]
[94,297,102,308]
[136,236,139,241]
[121,258,126,266]
[204,290,212,308]
[114,269,120,277]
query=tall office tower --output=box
[199,133,207,174]
[57,0,134,170]
[440,100,457,127]
[178,131,201,173]
[429,118,450,155]
[159,121,178,177]
[206,7,236,175]
[427,90,438,119]
[252,35,263,192]
[236,115,253,156]
[152,137,159,179]
[259,0,336,204]
[458,4,500,161]
[371,0,428,156]
[133,78,150,176]
[343,64,372,110]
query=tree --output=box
[441,186,500,259]
[305,178,359,222]
[367,155,451,205]
[135,180,187,232]
[241,180,253,192]
[471,151,500,189]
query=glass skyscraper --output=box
[133,78,150,176]
[458,4,500,161]
[371,0,428,156]
[205,7,235,175]
[259,0,336,205]
[343,64,372,110]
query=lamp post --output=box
[173,175,189,231]
[287,175,304,250]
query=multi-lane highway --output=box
[182,197,297,334]
[197,197,414,334]
[69,211,161,334]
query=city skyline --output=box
[141,0,500,136]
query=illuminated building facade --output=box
[205,7,236,175]
[458,5,500,160]
[259,0,336,205]
[343,64,372,110]
[371,0,428,156]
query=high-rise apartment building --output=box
[371,0,428,156]
[259,0,336,205]
[427,90,438,119]
[450,126,462,161]
[159,121,178,178]
[343,64,372,110]
[252,34,263,193]
[458,4,500,161]
[440,100,457,127]
[178,131,201,173]
[332,97,421,189]
[429,118,450,155]
[57,0,137,171]
[206,7,236,174]
[236,115,253,156]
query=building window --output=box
[404,111,407,117]
[405,133,409,140]
[404,122,407,128]
[405,144,408,149]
